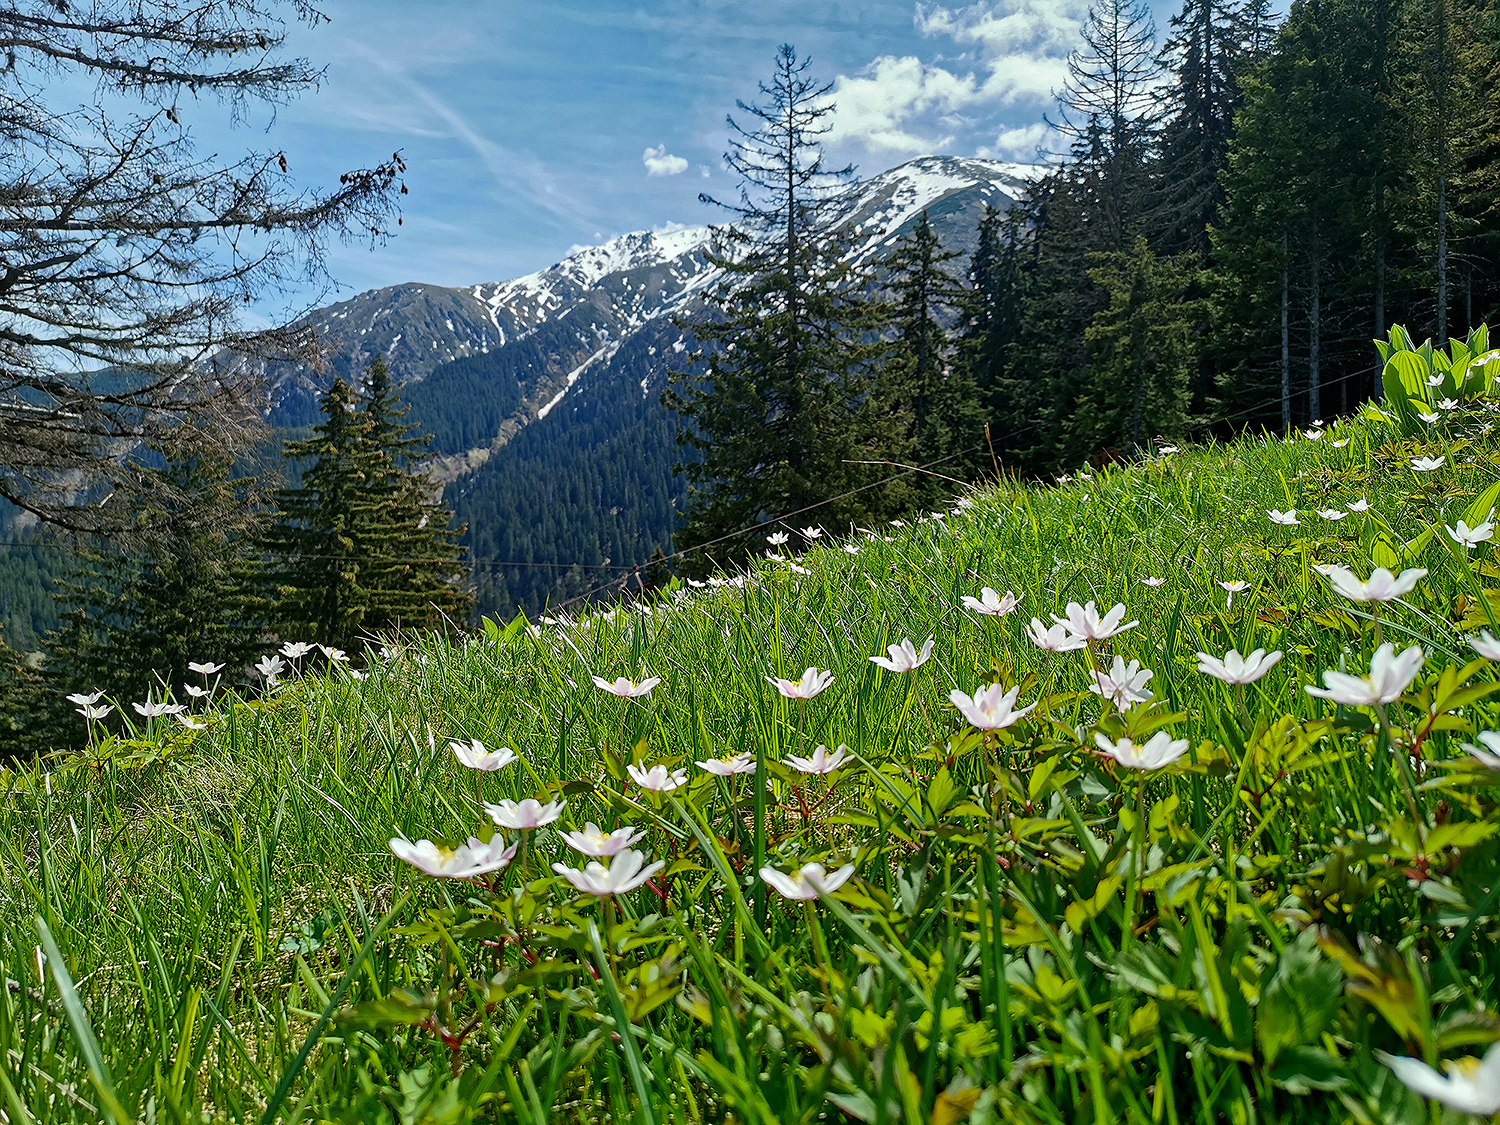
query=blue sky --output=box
[212,0,1139,309]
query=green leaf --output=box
[1270,1045,1347,1094]
[1256,931,1344,1067]
[35,917,131,1125]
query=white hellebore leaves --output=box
[869,636,934,673]
[1094,732,1190,771]
[949,683,1037,730]
[1196,648,1283,685]
[559,822,645,858]
[1305,643,1424,707]
[552,848,664,897]
[390,835,518,879]
[484,798,566,830]
[591,674,663,698]
[768,667,835,699]
[1375,1044,1500,1116]
[962,587,1022,616]
[759,862,856,901]
[784,744,854,774]
[451,739,518,772]
[1325,565,1427,603]
[626,763,689,791]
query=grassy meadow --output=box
[2,401,1499,1124]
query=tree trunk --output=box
[1309,253,1322,423]
[1280,231,1291,431]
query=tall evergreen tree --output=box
[266,361,469,650]
[48,442,268,706]
[665,45,890,566]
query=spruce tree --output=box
[48,442,268,707]
[665,45,889,566]
[267,362,469,650]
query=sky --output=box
[196,0,1146,309]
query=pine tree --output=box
[266,362,469,650]
[665,45,890,567]
[48,442,268,706]
[881,212,984,498]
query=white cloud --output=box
[982,121,1052,160]
[825,55,981,154]
[643,144,689,176]
[919,0,1090,104]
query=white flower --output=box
[76,703,112,720]
[451,739,518,772]
[767,531,790,546]
[1325,565,1427,603]
[1094,731,1190,770]
[768,667,834,700]
[1426,373,1446,388]
[760,862,856,901]
[962,587,1022,616]
[1024,617,1089,653]
[1217,580,1248,593]
[66,690,104,706]
[390,835,518,879]
[484,798,566,830]
[1376,1043,1500,1116]
[1267,509,1300,526]
[1196,647,1283,685]
[1470,631,1500,660]
[552,848,664,896]
[1087,656,1154,709]
[1140,577,1166,587]
[1437,397,1459,410]
[1412,456,1446,472]
[591,674,663,698]
[1158,445,1179,455]
[842,544,862,555]
[1347,497,1371,512]
[869,636,934,673]
[318,645,349,663]
[280,641,315,659]
[1315,508,1349,521]
[255,654,285,680]
[1417,410,1441,424]
[1464,731,1500,769]
[697,753,756,776]
[949,683,1037,730]
[801,526,823,540]
[1305,643,1424,706]
[1331,438,1350,448]
[559,822,645,858]
[784,744,853,774]
[626,762,689,791]
[788,562,811,575]
[1446,518,1495,549]
[187,661,224,675]
[1304,429,1323,440]
[1052,600,1138,641]
[183,684,209,699]
[176,714,208,731]
[132,700,185,718]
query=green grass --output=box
[2,405,1499,1124]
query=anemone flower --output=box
[766,531,790,546]
[1315,508,1349,521]
[962,587,1022,616]
[1375,1044,1500,1116]
[255,655,285,681]
[1267,509,1299,526]
[1305,643,1424,706]
[801,526,823,540]
[626,763,689,791]
[280,641,315,660]
[484,798,566,830]
[1158,445,1179,455]
[1470,631,1500,660]
[1347,497,1371,512]
[559,822,645,858]
[187,661,224,676]
[1094,731,1190,770]
[768,667,834,699]
[784,744,853,774]
[176,714,208,731]
[697,753,756,776]
[390,834,518,879]
[552,848,664,897]
[1087,657,1154,709]
[76,703,112,720]
[1331,438,1350,448]
[1446,518,1495,549]
[1417,410,1441,424]
[842,544,862,555]
[760,862,856,901]
[132,700,185,718]
[1052,600,1138,642]
[1140,577,1166,587]
[66,690,104,706]
[451,739,518,772]
[869,637,934,673]
[1196,647,1283,685]
[1437,397,1460,411]
[1412,456,1446,472]
[949,683,1037,730]
[591,674,663,698]
[184,684,209,699]
[1024,617,1089,653]
[1324,565,1427,603]
[318,645,349,664]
